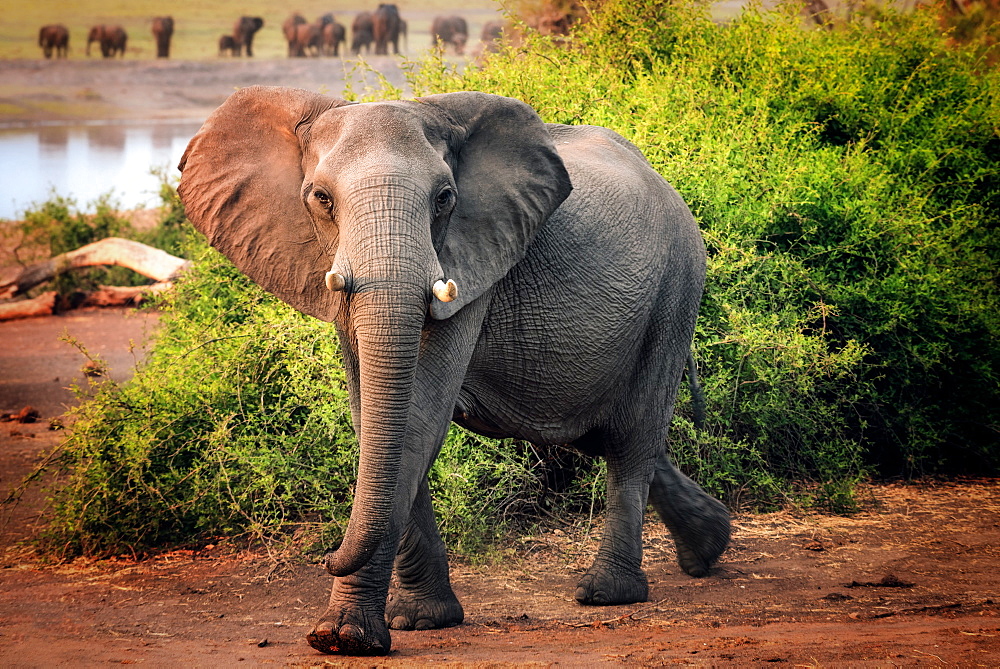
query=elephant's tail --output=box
[686,351,706,431]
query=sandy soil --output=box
[1,57,999,666]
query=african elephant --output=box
[177,87,730,656]
[38,24,69,59]
[351,12,374,55]
[231,16,263,57]
[151,16,174,59]
[282,13,308,57]
[287,19,322,57]
[319,13,347,57]
[87,24,127,58]
[218,35,237,56]
[372,3,403,55]
[431,15,468,55]
[478,19,505,54]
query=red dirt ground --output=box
[1,310,998,666]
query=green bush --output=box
[37,0,1000,557]
[416,0,999,491]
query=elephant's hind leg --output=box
[573,427,655,606]
[648,453,730,577]
[385,479,464,630]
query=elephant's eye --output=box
[313,189,332,209]
[434,187,455,214]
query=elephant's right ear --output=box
[178,85,350,322]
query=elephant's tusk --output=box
[433,279,458,302]
[325,270,346,292]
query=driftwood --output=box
[0,237,189,300]
[0,291,59,321]
[0,238,189,321]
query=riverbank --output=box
[0,57,411,125]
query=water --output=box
[0,120,205,220]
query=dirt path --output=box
[1,310,998,666]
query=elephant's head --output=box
[178,87,571,576]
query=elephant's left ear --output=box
[414,92,572,320]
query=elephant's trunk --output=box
[322,197,435,577]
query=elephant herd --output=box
[37,18,171,59]
[37,7,506,61]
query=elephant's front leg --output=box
[306,535,397,655]
[385,478,464,630]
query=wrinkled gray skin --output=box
[231,16,263,57]
[39,24,69,59]
[431,15,468,55]
[177,87,730,656]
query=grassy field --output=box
[2,0,503,60]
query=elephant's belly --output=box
[455,347,627,445]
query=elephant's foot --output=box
[668,496,731,578]
[575,564,649,605]
[673,524,728,577]
[306,606,391,656]
[648,458,732,578]
[385,586,464,630]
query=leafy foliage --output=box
[415,0,1000,493]
[38,0,1000,557]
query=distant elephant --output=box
[372,3,403,55]
[218,34,237,57]
[431,15,468,55]
[319,13,347,56]
[87,24,127,58]
[151,16,174,59]
[351,12,374,55]
[178,87,731,656]
[286,17,322,57]
[38,24,69,59]
[232,16,263,57]
[282,13,307,57]
[479,19,505,53]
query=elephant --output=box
[177,87,731,656]
[479,19,505,50]
[282,13,308,57]
[351,12,374,55]
[151,16,174,59]
[372,3,403,55]
[87,24,127,58]
[218,34,237,57]
[287,19,322,58]
[319,13,347,57]
[231,16,263,57]
[430,15,468,55]
[38,24,69,59]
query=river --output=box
[0,119,204,221]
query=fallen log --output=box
[0,237,190,300]
[0,291,58,320]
